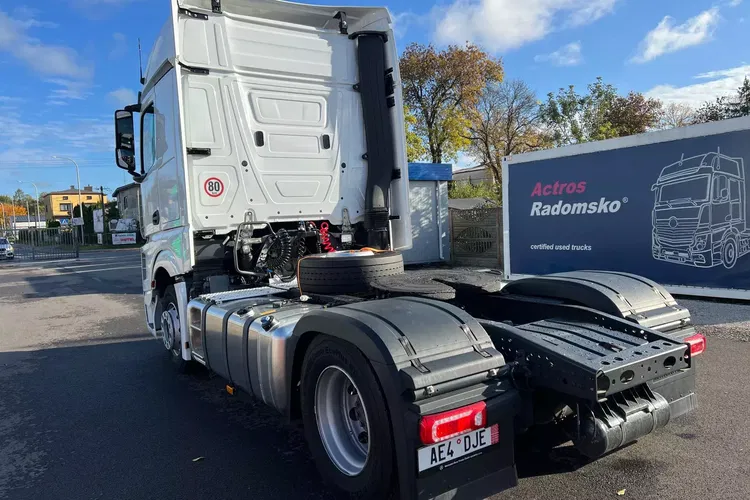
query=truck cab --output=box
[113,0,411,336]
[652,151,748,269]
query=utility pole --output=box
[100,186,106,244]
[52,156,84,244]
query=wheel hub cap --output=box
[315,366,370,476]
[161,305,180,351]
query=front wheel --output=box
[301,336,395,499]
[722,236,738,270]
[159,285,191,372]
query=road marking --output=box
[56,265,140,275]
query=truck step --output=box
[481,315,690,403]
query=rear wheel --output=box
[301,336,395,499]
[160,285,191,372]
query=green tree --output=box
[694,78,750,124]
[400,43,504,163]
[106,201,121,220]
[539,77,661,146]
[448,181,501,204]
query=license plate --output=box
[417,425,499,472]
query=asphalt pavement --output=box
[1,251,749,500]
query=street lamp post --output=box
[18,180,41,229]
[52,156,84,243]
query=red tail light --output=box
[685,333,706,357]
[419,401,487,445]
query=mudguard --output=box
[291,296,509,499]
[502,270,694,337]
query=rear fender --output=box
[502,270,693,336]
[290,297,508,500]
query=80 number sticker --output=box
[204,177,224,198]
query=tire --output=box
[160,285,191,373]
[301,336,395,499]
[298,251,404,295]
[722,236,738,270]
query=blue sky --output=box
[1,0,749,196]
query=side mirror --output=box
[114,110,136,173]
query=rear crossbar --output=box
[481,307,691,402]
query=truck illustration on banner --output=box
[652,150,750,269]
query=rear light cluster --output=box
[419,401,486,445]
[685,333,706,357]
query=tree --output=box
[540,77,661,146]
[539,85,586,146]
[607,92,662,136]
[400,43,504,163]
[448,181,502,204]
[0,203,28,228]
[694,77,750,124]
[106,201,120,221]
[404,106,427,161]
[728,77,750,117]
[659,102,695,129]
[466,79,552,185]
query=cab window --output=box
[141,104,156,173]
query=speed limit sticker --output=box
[204,177,224,198]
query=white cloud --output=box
[46,79,94,102]
[0,9,92,79]
[0,112,114,162]
[433,0,620,52]
[110,32,127,59]
[728,0,743,6]
[392,12,425,39]
[645,64,750,108]
[566,0,617,27]
[108,88,137,107]
[632,8,720,63]
[535,41,583,66]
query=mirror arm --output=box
[124,103,140,113]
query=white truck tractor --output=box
[114,2,706,499]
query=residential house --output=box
[112,183,141,221]
[42,186,107,223]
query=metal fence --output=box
[1,228,79,261]
[449,207,503,268]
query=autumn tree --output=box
[404,106,427,161]
[659,102,695,129]
[0,202,28,228]
[466,79,551,184]
[539,77,661,146]
[400,43,504,163]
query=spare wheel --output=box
[298,251,404,295]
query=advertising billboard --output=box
[503,117,750,299]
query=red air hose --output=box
[319,222,335,253]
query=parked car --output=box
[0,237,14,260]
